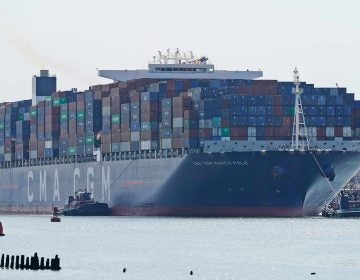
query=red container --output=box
[171,137,184,148]
[184,110,198,120]
[230,127,247,137]
[140,131,159,141]
[198,128,212,138]
[120,132,130,142]
[334,127,343,137]
[221,118,230,127]
[184,129,198,138]
[111,132,121,142]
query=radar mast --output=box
[291,67,309,150]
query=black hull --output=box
[62,203,110,216]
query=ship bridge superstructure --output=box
[98,49,263,82]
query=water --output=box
[0,216,360,280]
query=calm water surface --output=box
[0,216,360,280]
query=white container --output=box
[326,127,334,137]
[30,150,38,159]
[199,120,205,129]
[45,140,52,149]
[131,132,140,141]
[248,127,256,137]
[173,117,183,128]
[161,138,172,149]
[120,142,130,152]
[343,127,352,137]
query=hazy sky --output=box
[0,0,359,102]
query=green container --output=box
[289,106,295,116]
[0,123,4,131]
[221,127,230,137]
[18,114,24,121]
[112,114,120,124]
[212,117,221,127]
[77,112,84,119]
[53,98,60,106]
[60,98,67,105]
[68,147,77,156]
[61,113,68,120]
[85,135,94,144]
[30,109,37,117]
[45,96,52,101]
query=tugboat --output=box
[60,189,111,216]
[322,190,360,218]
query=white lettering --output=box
[102,166,111,201]
[53,169,60,201]
[73,167,81,193]
[87,167,94,199]
[27,171,33,202]
[39,170,47,201]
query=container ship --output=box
[1,49,360,217]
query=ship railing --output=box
[0,148,203,169]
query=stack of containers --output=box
[68,102,77,156]
[172,93,192,148]
[140,91,159,150]
[120,102,131,151]
[15,119,30,160]
[44,99,60,158]
[130,90,140,151]
[110,90,122,153]
[0,105,5,162]
[101,96,111,153]
[184,110,198,148]
[36,101,45,158]
[229,95,247,140]
[76,93,86,155]
[4,103,18,161]
[29,106,38,159]
[85,90,102,154]
[59,101,69,157]
[160,98,172,149]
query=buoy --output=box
[0,222,5,236]
[51,207,61,222]
[190,270,193,275]
[123,268,126,273]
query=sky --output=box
[0,0,359,102]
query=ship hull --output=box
[0,151,359,217]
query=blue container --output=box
[265,106,273,116]
[335,106,343,116]
[335,116,342,126]
[317,116,326,126]
[239,116,248,126]
[256,116,265,126]
[273,116,282,126]
[307,116,317,126]
[131,121,140,131]
[317,95,326,106]
[248,116,256,126]
[343,105,352,116]
[343,116,351,126]
[256,127,265,136]
[248,106,256,115]
[256,106,265,116]
[318,106,326,116]
[326,116,335,126]
[265,116,273,126]
[326,106,335,116]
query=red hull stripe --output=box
[111,206,304,217]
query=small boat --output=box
[59,189,110,216]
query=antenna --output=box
[291,67,309,151]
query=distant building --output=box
[32,70,56,105]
